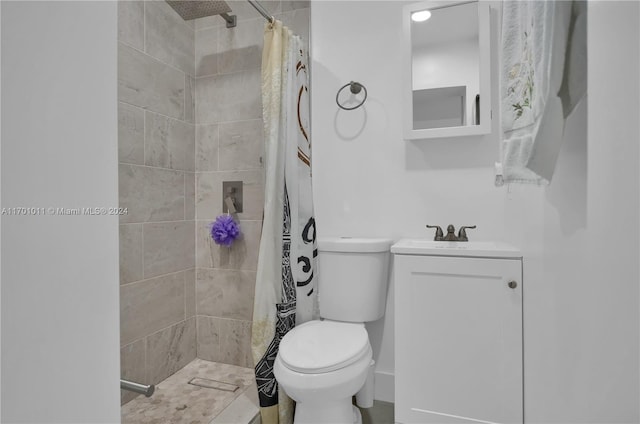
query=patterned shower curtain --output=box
[251,20,317,424]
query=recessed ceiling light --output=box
[411,10,432,22]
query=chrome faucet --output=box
[426,224,476,242]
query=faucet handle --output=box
[426,225,444,241]
[457,225,476,242]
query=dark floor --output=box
[359,400,395,424]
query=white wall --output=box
[1,2,120,422]
[0,2,3,418]
[311,1,639,421]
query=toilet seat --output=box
[279,320,370,374]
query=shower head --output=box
[166,0,232,21]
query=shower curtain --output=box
[252,20,317,424]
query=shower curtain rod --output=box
[247,0,275,24]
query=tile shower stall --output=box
[117,0,310,421]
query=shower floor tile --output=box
[122,358,258,424]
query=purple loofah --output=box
[210,214,240,247]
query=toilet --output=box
[274,237,392,424]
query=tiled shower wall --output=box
[118,1,197,405]
[117,0,309,404]
[193,0,310,368]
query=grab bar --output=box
[120,379,155,397]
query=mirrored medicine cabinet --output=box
[403,0,492,140]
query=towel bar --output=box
[120,379,155,397]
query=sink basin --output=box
[391,239,521,258]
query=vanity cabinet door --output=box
[395,255,523,424]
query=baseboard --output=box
[374,371,394,403]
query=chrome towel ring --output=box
[336,81,367,110]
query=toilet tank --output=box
[317,237,392,322]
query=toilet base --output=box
[294,402,361,424]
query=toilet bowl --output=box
[274,320,373,424]
[274,237,392,424]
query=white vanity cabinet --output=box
[392,241,523,424]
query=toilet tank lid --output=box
[318,237,393,253]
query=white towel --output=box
[557,0,587,119]
[500,0,580,184]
